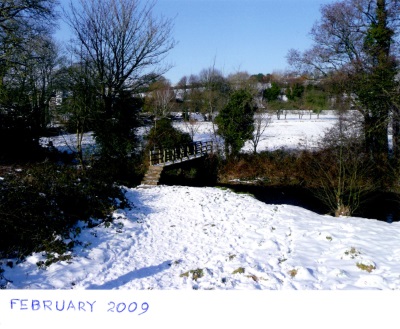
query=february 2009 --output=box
[10,298,149,315]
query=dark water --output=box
[220,184,400,223]
[160,165,400,223]
[355,193,400,223]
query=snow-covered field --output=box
[39,110,337,153]
[174,110,338,152]
[4,111,400,291]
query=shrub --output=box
[91,153,146,187]
[0,162,126,259]
[300,116,376,216]
[145,118,192,151]
[218,150,302,185]
[93,92,142,160]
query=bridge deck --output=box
[141,140,214,186]
[149,140,213,166]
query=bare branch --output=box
[65,0,176,99]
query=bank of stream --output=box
[218,184,400,223]
[160,161,400,223]
[163,179,400,223]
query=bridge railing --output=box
[149,140,213,166]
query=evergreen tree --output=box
[146,118,191,151]
[263,82,281,102]
[303,85,329,117]
[215,89,256,157]
[287,83,305,101]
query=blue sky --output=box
[55,0,333,84]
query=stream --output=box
[218,184,400,223]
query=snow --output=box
[3,110,400,291]
[242,111,337,151]
[173,110,338,152]
[3,185,400,290]
[40,132,96,155]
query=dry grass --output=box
[288,268,298,278]
[180,268,204,281]
[232,267,245,274]
[356,262,376,273]
[218,151,303,186]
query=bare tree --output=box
[200,62,231,152]
[144,78,176,120]
[64,0,176,158]
[198,64,229,121]
[308,112,376,216]
[183,116,201,142]
[287,0,400,168]
[66,0,175,108]
[0,0,57,48]
[54,57,100,169]
[250,109,272,154]
[0,1,59,157]
[227,71,258,93]
[176,75,189,104]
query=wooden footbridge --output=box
[141,140,213,186]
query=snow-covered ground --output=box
[4,111,400,291]
[40,110,337,154]
[4,185,400,290]
[174,110,338,152]
[242,111,338,152]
